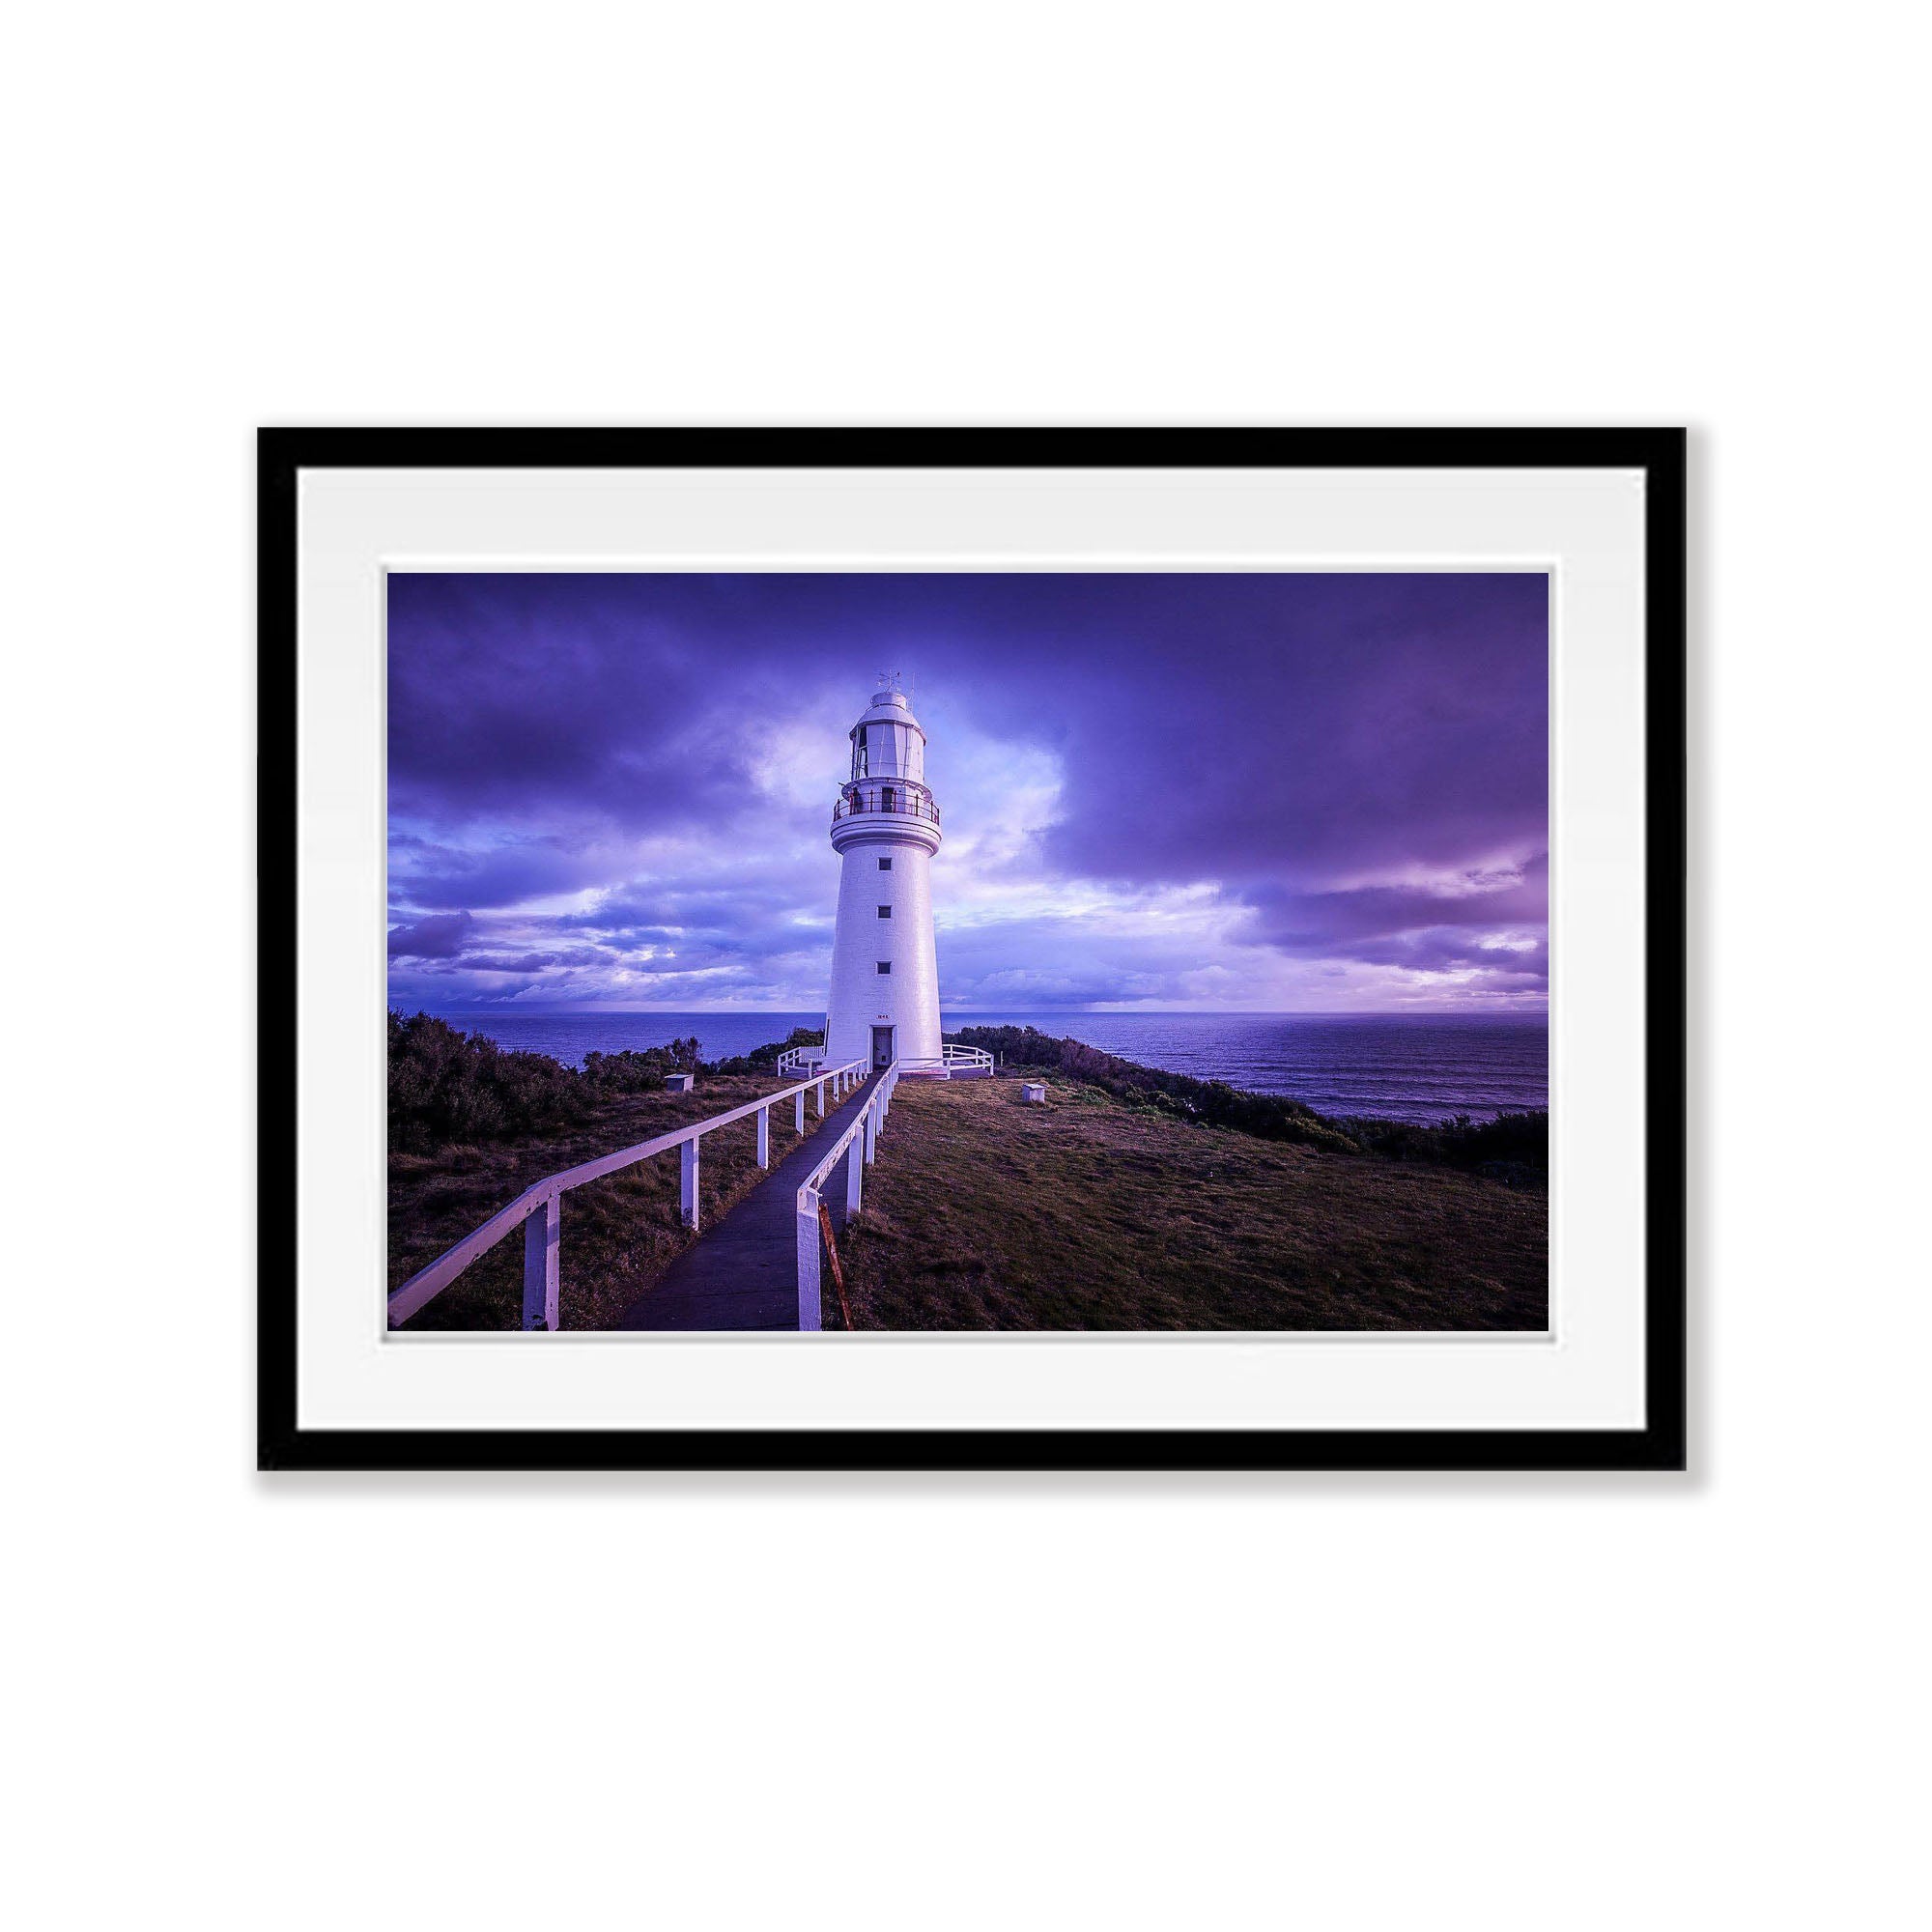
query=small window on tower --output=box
[876,961,892,975]
[877,904,892,919]
[878,856,892,871]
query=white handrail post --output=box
[865,1102,877,1166]
[815,1078,825,1118]
[794,1089,805,1133]
[756,1104,770,1169]
[796,1192,822,1330]
[522,1193,560,1332]
[681,1137,700,1230]
[846,1131,864,1215]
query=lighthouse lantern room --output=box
[822,675,947,1075]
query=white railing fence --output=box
[388,1059,868,1331]
[784,1041,990,1080]
[894,1045,996,1076]
[795,1060,900,1330]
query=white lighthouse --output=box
[822,676,947,1075]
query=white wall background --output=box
[6,4,1925,1928]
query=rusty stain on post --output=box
[817,1202,854,1332]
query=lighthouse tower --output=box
[823,676,945,1074]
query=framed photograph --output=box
[260,428,1685,1471]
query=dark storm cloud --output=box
[386,911,475,959]
[1015,578,1548,891]
[451,952,583,974]
[389,837,628,913]
[387,572,1548,1009]
[387,576,773,835]
[583,883,822,935]
[1340,929,1547,980]
[1240,853,1548,958]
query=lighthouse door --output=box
[870,1026,895,1069]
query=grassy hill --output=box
[837,1075,1546,1330]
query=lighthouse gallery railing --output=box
[388,1058,868,1331]
[831,787,940,828]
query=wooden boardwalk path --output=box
[619,1071,881,1331]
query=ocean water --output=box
[423,1009,1547,1124]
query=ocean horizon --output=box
[412,1007,1548,1125]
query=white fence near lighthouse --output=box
[795,1058,900,1330]
[388,1058,868,1331]
[903,1043,994,1075]
[780,1040,992,1078]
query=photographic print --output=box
[385,569,1550,1336]
[264,426,1683,1470]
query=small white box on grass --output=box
[665,1073,695,1093]
[1021,1082,1047,1104]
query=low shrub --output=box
[582,1039,696,1093]
[705,1027,825,1076]
[388,1011,584,1152]
[389,1015,831,1151]
[1342,1110,1548,1178]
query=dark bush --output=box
[389,1014,830,1151]
[582,1044,688,1094]
[1343,1110,1548,1179]
[705,1027,824,1077]
[388,1011,584,1152]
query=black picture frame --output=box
[259,427,1687,1473]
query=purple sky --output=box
[387,572,1548,1013]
